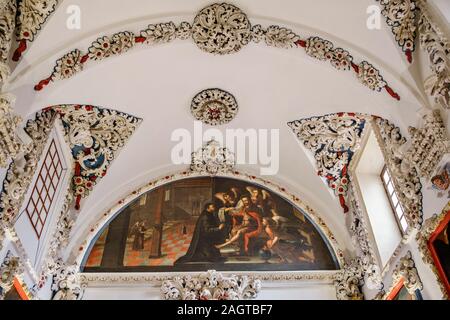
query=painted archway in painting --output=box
[82,177,339,273]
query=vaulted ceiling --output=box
[3,0,436,254]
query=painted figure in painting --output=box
[130,220,147,251]
[216,195,262,254]
[175,203,226,264]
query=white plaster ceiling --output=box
[4,0,433,255]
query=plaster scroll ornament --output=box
[405,110,450,179]
[51,259,84,300]
[0,0,17,87]
[34,3,400,101]
[372,117,423,229]
[288,113,366,213]
[12,0,60,62]
[333,258,364,300]
[161,270,261,300]
[376,0,418,63]
[0,251,24,300]
[191,88,238,125]
[0,226,4,251]
[417,1,450,109]
[0,93,25,168]
[191,140,236,176]
[0,105,141,227]
[192,3,252,55]
[391,251,423,295]
[416,202,449,299]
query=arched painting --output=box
[82,177,339,272]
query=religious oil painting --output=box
[429,212,450,295]
[82,177,339,272]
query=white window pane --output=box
[382,170,390,183]
[45,155,52,167]
[400,217,408,231]
[395,205,404,218]
[45,197,51,209]
[387,182,395,195]
[391,193,399,207]
[53,175,59,186]
[32,213,38,224]
[49,165,55,177]
[37,178,43,190]
[36,200,43,213]
[50,143,56,155]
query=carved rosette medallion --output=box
[191,88,238,125]
[192,3,252,55]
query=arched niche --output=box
[81,176,340,273]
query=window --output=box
[381,166,408,234]
[25,139,64,238]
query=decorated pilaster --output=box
[51,259,84,300]
[0,94,26,168]
[333,258,365,300]
[0,251,23,299]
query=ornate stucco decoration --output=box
[0,94,26,168]
[416,202,449,299]
[372,117,423,229]
[191,88,238,125]
[161,270,261,300]
[288,113,423,226]
[384,251,423,299]
[0,105,141,226]
[12,0,60,62]
[333,258,364,300]
[0,0,17,87]
[0,251,24,299]
[34,4,400,101]
[288,113,366,213]
[52,105,142,209]
[192,3,251,55]
[376,0,418,63]
[51,260,84,300]
[347,183,383,289]
[417,1,450,109]
[405,110,450,178]
[191,140,236,175]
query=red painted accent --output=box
[135,36,146,43]
[351,62,359,73]
[12,40,27,62]
[13,277,30,300]
[34,76,52,91]
[386,278,405,300]
[385,85,401,101]
[339,194,349,213]
[81,54,90,63]
[74,162,81,176]
[295,39,307,48]
[75,195,82,210]
[428,210,450,296]
[405,49,413,64]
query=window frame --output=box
[380,165,408,235]
[24,139,64,238]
